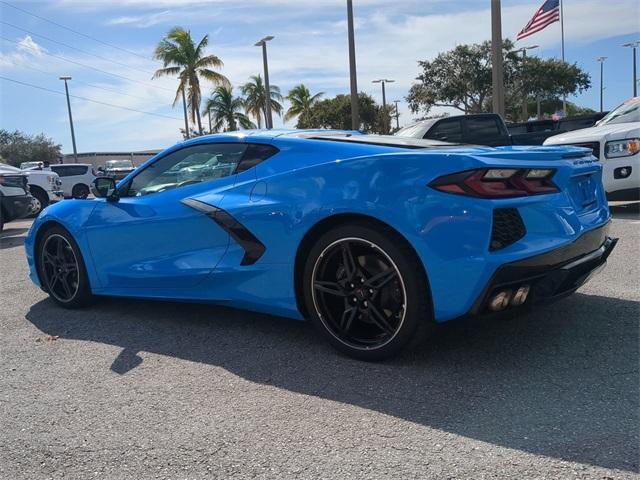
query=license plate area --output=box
[569,174,597,211]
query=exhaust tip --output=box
[489,290,512,311]
[511,285,530,306]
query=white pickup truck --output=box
[544,97,640,201]
[0,163,64,215]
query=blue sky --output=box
[0,0,638,154]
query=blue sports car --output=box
[25,130,617,360]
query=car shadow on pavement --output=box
[0,227,28,249]
[25,293,639,472]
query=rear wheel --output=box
[302,223,432,360]
[72,184,90,199]
[37,225,93,308]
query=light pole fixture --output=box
[622,41,639,97]
[346,0,359,131]
[597,56,607,112]
[372,79,394,134]
[59,76,78,163]
[255,35,274,129]
[491,0,505,117]
[515,45,539,121]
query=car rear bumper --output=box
[469,222,617,315]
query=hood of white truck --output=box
[544,122,640,145]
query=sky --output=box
[0,0,638,154]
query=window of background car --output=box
[125,143,248,197]
[51,165,88,177]
[465,116,503,139]
[425,118,463,142]
[598,98,640,125]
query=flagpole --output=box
[560,0,566,113]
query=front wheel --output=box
[302,223,433,361]
[37,225,94,308]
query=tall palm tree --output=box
[284,84,323,123]
[203,86,256,132]
[240,74,283,128]
[153,27,229,134]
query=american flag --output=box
[517,0,560,40]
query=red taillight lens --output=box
[429,168,558,198]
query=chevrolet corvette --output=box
[25,130,617,360]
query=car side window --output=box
[125,143,248,197]
[424,118,463,143]
[465,117,502,139]
[51,165,70,177]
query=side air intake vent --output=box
[490,208,526,251]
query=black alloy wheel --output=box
[38,226,93,308]
[303,223,432,360]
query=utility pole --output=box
[59,76,78,162]
[597,57,607,112]
[393,100,400,130]
[208,108,212,133]
[516,45,538,121]
[622,41,639,97]
[181,89,190,139]
[491,0,505,118]
[347,0,360,130]
[372,79,394,134]
[255,36,275,129]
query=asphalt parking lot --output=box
[1,205,638,479]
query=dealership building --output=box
[60,150,161,168]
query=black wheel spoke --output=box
[367,303,396,336]
[314,280,346,297]
[364,268,398,290]
[41,234,79,303]
[339,307,357,333]
[341,243,358,280]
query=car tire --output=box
[302,222,433,361]
[29,187,49,216]
[37,225,94,308]
[72,184,90,199]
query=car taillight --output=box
[429,168,558,198]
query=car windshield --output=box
[598,98,640,125]
[395,120,436,138]
[107,160,133,168]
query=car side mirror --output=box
[97,166,105,172]
[93,177,118,201]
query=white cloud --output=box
[107,10,172,28]
[17,36,46,56]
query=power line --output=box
[0,20,162,78]
[0,0,155,63]
[0,75,182,120]
[15,62,155,102]
[0,35,175,93]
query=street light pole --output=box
[59,76,78,163]
[393,100,400,130]
[347,0,360,131]
[597,57,607,112]
[255,35,274,129]
[372,79,394,134]
[622,41,639,97]
[491,0,505,118]
[516,45,538,122]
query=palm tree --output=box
[153,27,229,134]
[240,74,283,128]
[284,84,323,123]
[203,86,256,132]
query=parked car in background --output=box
[0,163,63,215]
[544,97,640,201]
[0,170,33,231]
[20,161,44,170]
[396,112,610,147]
[26,130,615,360]
[98,159,135,181]
[49,163,96,199]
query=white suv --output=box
[49,163,96,199]
[0,163,63,215]
[544,97,640,201]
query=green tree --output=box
[0,130,61,167]
[303,93,384,132]
[240,75,283,128]
[153,27,230,134]
[203,86,256,132]
[407,39,591,121]
[285,84,324,127]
